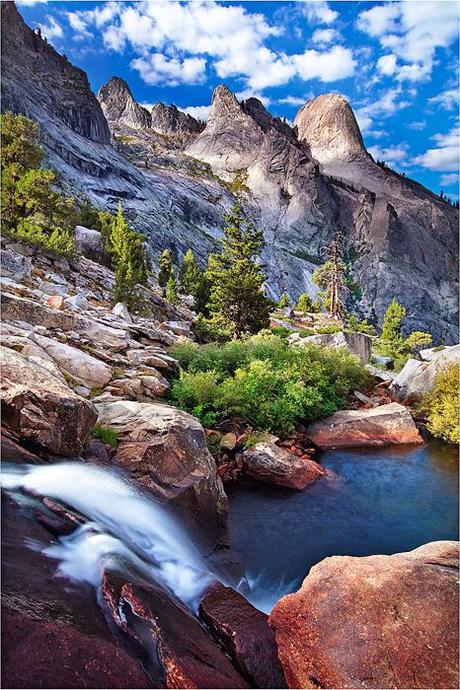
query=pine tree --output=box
[166,269,179,304]
[278,292,290,309]
[207,201,272,338]
[179,249,202,296]
[312,234,348,318]
[296,292,313,314]
[158,248,173,288]
[379,299,407,353]
[109,204,149,309]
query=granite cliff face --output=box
[150,101,203,136]
[98,77,152,131]
[2,2,458,342]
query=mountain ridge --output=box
[1,1,458,342]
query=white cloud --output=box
[181,105,211,121]
[368,143,410,167]
[301,1,338,25]
[377,54,397,76]
[235,89,272,106]
[429,88,459,110]
[408,121,427,131]
[16,0,47,5]
[357,1,459,83]
[278,95,310,106]
[131,54,207,87]
[355,87,410,133]
[440,173,459,187]
[412,124,459,171]
[38,16,63,42]
[293,46,356,83]
[67,12,92,40]
[78,0,354,90]
[311,28,338,46]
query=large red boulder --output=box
[269,541,459,689]
[242,442,324,489]
[306,402,423,449]
[200,585,286,688]
[102,572,249,689]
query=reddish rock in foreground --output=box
[1,495,150,689]
[306,402,423,449]
[102,572,250,689]
[242,441,324,489]
[200,585,286,688]
[269,541,459,689]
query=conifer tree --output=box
[179,249,202,296]
[296,292,313,314]
[312,234,347,318]
[278,292,290,309]
[158,248,173,288]
[166,269,179,304]
[207,201,272,338]
[109,204,149,308]
[379,299,406,353]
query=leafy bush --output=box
[170,333,369,436]
[347,315,376,335]
[421,363,459,444]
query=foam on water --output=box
[1,462,219,610]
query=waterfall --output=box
[1,462,225,611]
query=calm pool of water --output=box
[227,442,459,611]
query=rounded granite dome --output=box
[294,93,365,165]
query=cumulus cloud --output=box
[377,54,397,76]
[412,124,459,171]
[300,1,338,25]
[38,16,63,42]
[429,88,459,110]
[77,0,355,90]
[311,28,338,46]
[278,95,311,106]
[368,143,410,167]
[181,105,211,121]
[440,173,459,187]
[357,1,459,83]
[131,54,207,87]
[355,87,410,133]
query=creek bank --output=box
[269,541,459,689]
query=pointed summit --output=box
[98,76,151,131]
[294,94,366,165]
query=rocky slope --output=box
[1,1,458,343]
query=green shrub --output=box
[421,363,459,444]
[347,315,376,335]
[170,333,369,437]
[92,424,119,448]
[270,326,292,339]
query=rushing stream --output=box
[2,441,458,616]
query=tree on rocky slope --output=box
[378,299,407,355]
[158,249,173,289]
[1,112,77,255]
[312,234,348,318]
[110,204,149,308]
[207,201,272,338]
[179,249,202,297]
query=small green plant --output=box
[92,424,119,448]
[405,331,433,351]
[296,292,313,314]
[158,248,173,288]
[166,269,179,304]
[347,315,376,335]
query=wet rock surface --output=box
[1,495,151,689]
[102,572,250,689]
[269,541,460,689]
[200,584,286,688]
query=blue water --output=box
[227,442,459,611]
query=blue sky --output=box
[17,0,460,197]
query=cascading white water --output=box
[1,462,223,610]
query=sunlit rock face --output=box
[98,77,152,131]
[2,2,458,342]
